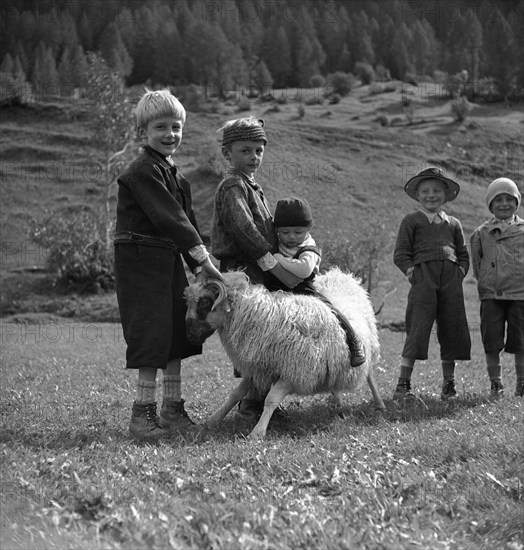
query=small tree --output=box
[85,52,135,256]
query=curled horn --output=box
[205,278,229,311]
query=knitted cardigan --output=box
[394,211,469,274]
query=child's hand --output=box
[269,263,303,288]
[198,258,225,285]
[406,267,414,282]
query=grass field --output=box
[1,322,522,549]
[1,83,523,549]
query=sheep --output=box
[185,267,385,438]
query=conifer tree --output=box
[0,53,14,75]
[260,25,292,88]
[482,5,517,98]
[31,41,59,98]
[98,22,133,79]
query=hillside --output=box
[1,84,523,324]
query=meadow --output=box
[1,83,523,549]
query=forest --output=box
[0,0,523,102]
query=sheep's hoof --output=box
[248,429,266,440]
[204,418,220,429]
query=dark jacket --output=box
[211,167,277,262]
[114,145,202,270]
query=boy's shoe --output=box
[237,398,264,423]
[490,380,505,398]
[350,342,367,368]
[392,379,415,400]
[129,401,167,440]
[441,380,457,401]
[237,398,288,424]
[515,382,524,397]
[159,399,196,431]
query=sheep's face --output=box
[184,281,227,345]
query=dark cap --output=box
[404,167,460,202]
[274,197,313,227]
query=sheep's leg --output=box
[205,377,252,428]
[331,391,342,407]
[249,379,293,440]
[367,371,386,411]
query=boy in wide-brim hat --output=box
[393,167,471,401]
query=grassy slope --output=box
[1,86,523,549]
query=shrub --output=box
[450,96,473,121]
[305,94,324,105]
[182,83,203,112]
[30,206,114,293]
[355,62,375,85]
[374,64,391,82]
[236,97,252,112]
[320,223,393,295]
[329,93,341,104]
[310,74,326,88]
[297,104,305,118]
[325,72,355,97]
[0,72,32,106]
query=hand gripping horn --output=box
[204,278,229,311]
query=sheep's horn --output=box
[205,278,228,311]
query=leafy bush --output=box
[325,72,355,97]
[30,206,114,293]
[236,97,252,112]
[0,72,33,106]
[320,224,393,295]
[355,62,375,85]
[369,82,397,95]
[309,74,326,88]
[305,94,324,105]
[450,96,473,121]
[329,93,341,104]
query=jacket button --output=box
[491,262,495,267]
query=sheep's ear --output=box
[205,278,230,312]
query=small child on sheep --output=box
[470,177,524,398]
[114,89,223,440]
[393,167,471,401]
[263,196,366,368]
[212,116,303,421]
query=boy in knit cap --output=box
[393,167,471,401]
[212,117,303,421]
[470,177,524,398]
[266,196,366,367]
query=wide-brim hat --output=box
[404,167,460,202]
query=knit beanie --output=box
[486,177,521,211]
[219,117,267,147]
[274,197,313,227]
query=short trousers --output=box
[115,243,202,369]
[480,299,524,354]
[402,260,471,361]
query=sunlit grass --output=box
[1,322,522,549]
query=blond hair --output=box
[135,88,186,130]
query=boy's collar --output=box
[227,166,256,183]
[418,207,449,222]
[143,145,176,168]
[489,214,516,225]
